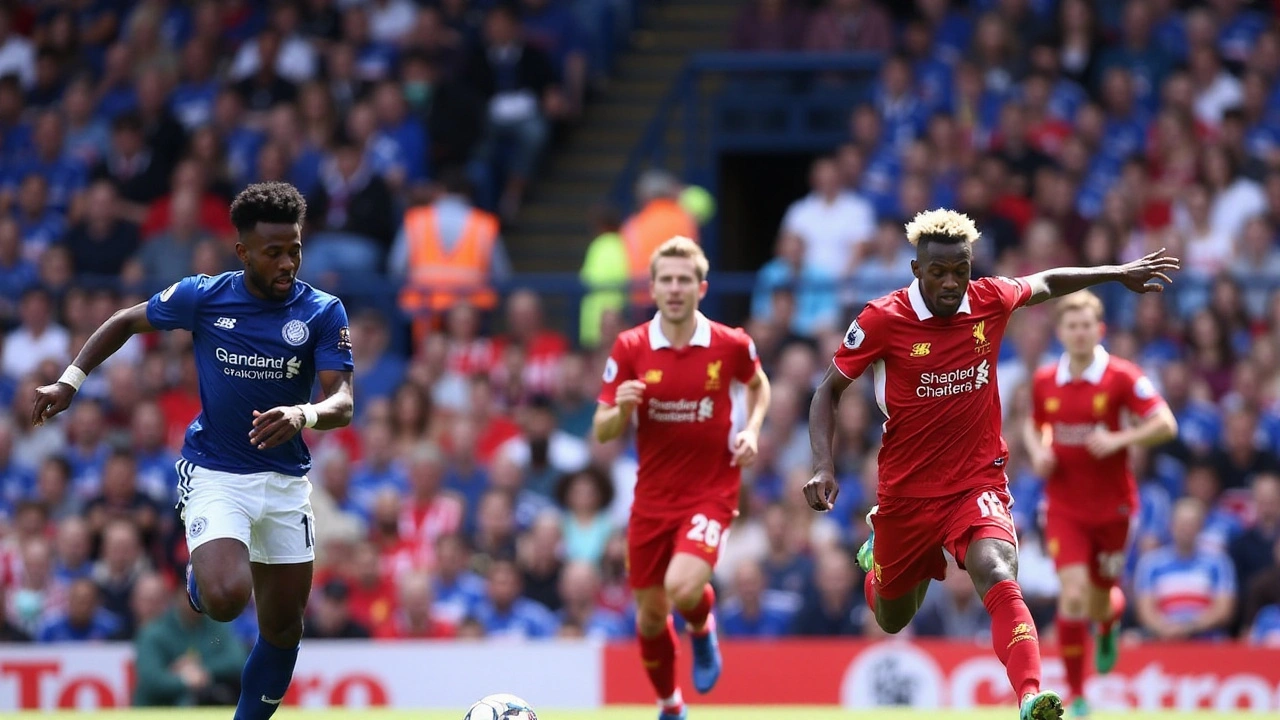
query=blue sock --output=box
[233,635,299,720]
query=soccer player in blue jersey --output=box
[32,182,354,719]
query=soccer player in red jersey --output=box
[1023,290,1177,718]
[595,237,771,720]
[804,210,1179,720]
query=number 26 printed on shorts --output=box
[686,513,723,548]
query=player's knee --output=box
[635,604,669,637]
[1058,583,1088,618]
[663,576,704,610]
[201,578,252,622]
[261,617,305,648]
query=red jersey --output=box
[1031,346,1166,522]
[833,276,1033,499]
[598,313,760,517]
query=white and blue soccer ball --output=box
[464,693,538,720]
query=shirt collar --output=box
[649,312,712,349]
[1056,345,1110,386]
[907,279,972,321]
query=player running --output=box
[803,210,1179,720]
[595,237,771,720]
[1023,290,1177,718]
[32,182,354,720]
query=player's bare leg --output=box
[188,538,254,621]
[232,561,313,720]
[857,506,930,633]
[1088,583,1125,676]
[665,553,721,694]
[965,537,1062,720]
[1054,564,1091,717]
[634,586,685,720]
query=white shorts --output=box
[176,460,316,564]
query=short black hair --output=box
[229,182,307,234]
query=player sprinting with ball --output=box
[32,183,354,720]
[1024,291,1177,718]
[804,209,1179,720]
[595,237,771,720]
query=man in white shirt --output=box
[779,157,876,278]
[1,288,69,382]
[0,8,34,90]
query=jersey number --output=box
[687,514,723,548]
[976,491,1008,519]
[1097,551,1125,579]
[301,515,314,549]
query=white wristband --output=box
[299,403,319,429]
[58,366,87,392]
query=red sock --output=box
[864,572,877,611]
[982,579,1042,700]
[638,616,680,702]
[1099,586,1125,635]
[678,585,715,635]
[1057,618,1088,699]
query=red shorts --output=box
[1044,510,1132,588]
[626,504,737,589]
[871,483,1017,600]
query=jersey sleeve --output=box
[597,334,637,407]
[832,306,885,380]
[987,276,1034,315]
[145,275,204,331]
[734,330,762,384]
[314,299,355,372]
[1118,364,1165,419]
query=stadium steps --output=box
[505,0,742,275]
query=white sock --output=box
[660,689,684,709]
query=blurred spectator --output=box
[306,135,398,277]
[92,113,169,208]
[0,218,37,323]
[305,579,372,639]
[36,577,123,642]
[129,572,171,632]
[52,517,93,583]
[497,290,569,397]
[463,4,564,220]
[518,512,564,611]
[400,50,484,174]
[0,7,36,89]
[913,557,992,641]
[376,570,458,639]
[133,588,246,707]
[803,0,892,54]
[392,169,509,323]
[474,489,519,561]
[1209,409,1280,490]
[233,29,299,114]
[11,110,88,214]
[621,169,698,308]
[558,560,628,639]
[431,533,486,626]
[12,174,67,265]
[793,547,864,636]
[228,4,318,85]
[721,559,798,638]
[470,557,558,639]
[730,0,808,52]
[498,395,589,497]
[2,287,69,381]
[350,310,407,408]
[64,181,141,279]
[1230,474,1280,603]
[578,205,627,349]
[83,447,160,550]
[1135,498,1237,639]
[124,191,217,290]
[556,466,614,564]
[92,519,149,631]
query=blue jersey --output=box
[145,272,354,477]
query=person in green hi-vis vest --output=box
[579,206,629,348]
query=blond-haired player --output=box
[1025,291,1177,718]
[595,237,771,720]
[803,210,1179,720]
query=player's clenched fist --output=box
[731,429,758,467]
[249,406,306,450]
[31,382,76,427]
[803,471,840,511]
[615,380,646,413]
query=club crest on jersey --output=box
[282,319,310,346]
[1093,393,1108,416]
[910,342,931,357]
[644,369,663,384]
[1045,397,1060,413]
[972,321,991,355]
[705,361,722,390]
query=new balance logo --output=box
[261,696,283,705]
[214,317,237,330]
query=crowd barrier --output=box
[2,638,1279,711]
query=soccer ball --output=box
[464,694,537,720]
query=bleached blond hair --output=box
[650,236,709,281]
[904,209,981,247]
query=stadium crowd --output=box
[2,0,1280,700]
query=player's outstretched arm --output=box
[249,370,353,450]
[1022,249,1182,307]
[32,302,156,426]
[803,365,853,512]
